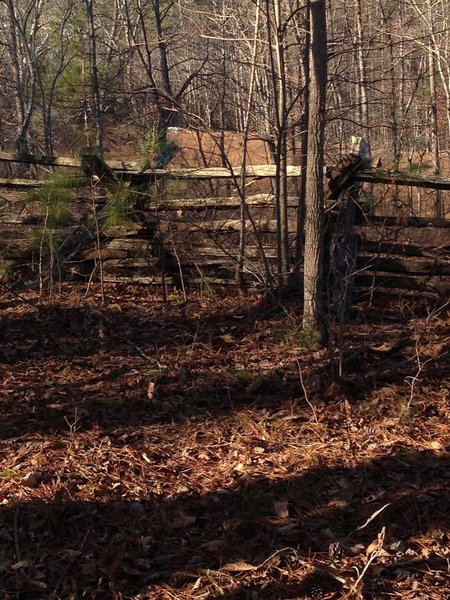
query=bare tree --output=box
[0,0,44,157]
[407,0,444,217]
[265,0,290,288]
[236,0,262,290]
[37,1,77,155]
[303,0,327,342]
[123,0,207,136]
[84,0,104,152]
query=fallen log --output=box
[0,151,139,172]
[144,194,300,210]
[0,177,48,188]
[102,274,174,285]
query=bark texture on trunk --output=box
[303,0,327,342]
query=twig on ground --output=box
[126,340,152,360]
[348,527,386,597]
[356,503,391,531]
[297,360,319,424]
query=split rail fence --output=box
[0,151,449,300]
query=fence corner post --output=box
[328,136,369,323]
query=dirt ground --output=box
[0,283,449,599]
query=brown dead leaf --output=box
[221,561,258,572]
[366,538,381,556]
[218,334,234,344]
[426,342,448,359]
[273,500,289,519]
[192,577,203,590]
[147,380,156,401]
[32,581,48,590]
[10,560,30,570]
[142,452,152,464]
[59,549,82,560]
[429,440,445,451]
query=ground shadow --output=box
[1,294,448,442]
[0,450,449,598]
[1,292,449,598]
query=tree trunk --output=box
[153,0,175,132]
[355,0,370,141]
[266,0,290,291]
[236,0,261,291]
[85,0,103,153]
[274,1,289,288]
[426,0,442,218]
[4,0,38,160]
[303,0,327,342]
[294,7,310,270]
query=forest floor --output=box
[0,283,449,599]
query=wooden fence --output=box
[0,152,449,299]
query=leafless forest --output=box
[1,0,450,168]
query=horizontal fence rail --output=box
[0,152,449,298]
[2,150,450,189]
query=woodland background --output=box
[1,0,450,185]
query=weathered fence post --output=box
[327,137,370,323]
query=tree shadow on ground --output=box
[0,289,431,366]
[1,295,448,442]
[2,336,447,443]
[0,450,449,599]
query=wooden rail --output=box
[0,151,138,172]
[2,149,450,190]
[356,170,450,191]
